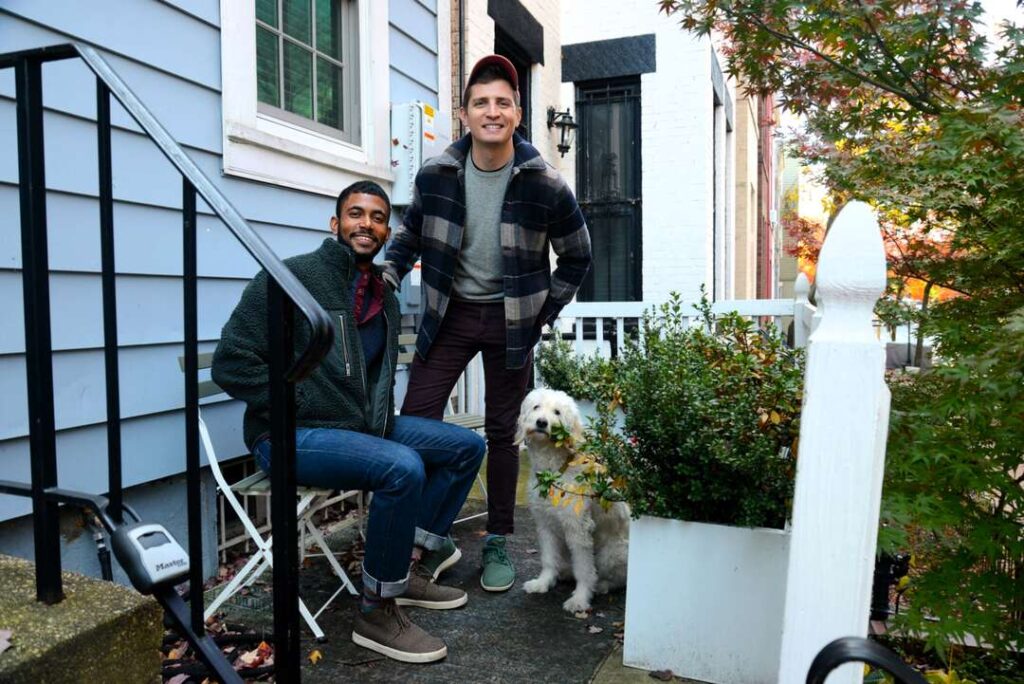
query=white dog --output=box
[517,388,630,613]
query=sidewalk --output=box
[216,499,657,683]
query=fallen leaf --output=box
[525,548,538,554]
[574,611,590,619]
[166,676,189,684]
[0,629,12,657]
[611,621,624,628]
[309,649,323,664]
[650,670,675,681]
[587,625,604,634]
[237,640,273,668]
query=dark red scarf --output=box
[352,270,384,325]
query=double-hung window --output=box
[220,0,391,196]
[255,0,359,143]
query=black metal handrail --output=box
[1,42,333,681]
[807,636,928,684]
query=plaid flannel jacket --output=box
[383,133,592,369]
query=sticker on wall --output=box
[423,103,436,142]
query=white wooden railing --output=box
[553,296,809,358]
[449,294,816,424]
[453,288,816,418]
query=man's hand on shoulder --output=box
[381,271,400,292]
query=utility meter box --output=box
[391,102,450,206]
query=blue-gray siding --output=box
[0,0,441,521]
[389,0,440,107]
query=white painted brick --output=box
[453,1,750,305]
[558,0,735,304]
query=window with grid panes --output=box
[255,0,359,143]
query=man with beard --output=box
[213,180,486,663]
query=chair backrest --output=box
[177,351,269,543]
[177,352,233,487]
[177,352,225,400]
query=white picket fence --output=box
[453,287,816,418]
[452,203,889,683]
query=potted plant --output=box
[548,293,804,684]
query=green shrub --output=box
[534,335,616,403]
[587,292,804,529]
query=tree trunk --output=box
[914,281,934,367]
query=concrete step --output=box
[0,553,162,683]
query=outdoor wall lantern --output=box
[547,107,578,157]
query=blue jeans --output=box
[253,416,485,598]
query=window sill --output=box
[223,119,394,197]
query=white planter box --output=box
[623,515,791,684]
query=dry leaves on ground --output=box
[162,614,275,683]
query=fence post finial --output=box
[813,201,887,342]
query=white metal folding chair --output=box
[182,353,359,641]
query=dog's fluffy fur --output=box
[517,388,630,613]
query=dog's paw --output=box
[523,578,551,594]
[562,594,591,613]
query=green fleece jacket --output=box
[212,238,400,450]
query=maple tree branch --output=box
[853,0,933,104]
[724,4,943,114]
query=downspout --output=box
[458,0,465,138]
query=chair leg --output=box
[205,546,271,619]
[303,518,358,596]
[477,472,488,503]
[454,471,489,525]
[299,597,327,643]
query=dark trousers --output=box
[401,299,533,535]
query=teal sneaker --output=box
[480,536,515,592]
[419,537,462,581]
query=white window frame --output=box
[220,0,393,196]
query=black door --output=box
[495,26,531,140]
[576,78,642,302]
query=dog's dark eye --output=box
[554,409,561,416]
[534,405,540,410]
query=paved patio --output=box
[213,498,662,683]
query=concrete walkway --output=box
[215,499,660,683]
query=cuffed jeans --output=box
[401,299,534,536]
[253,415,485,598]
